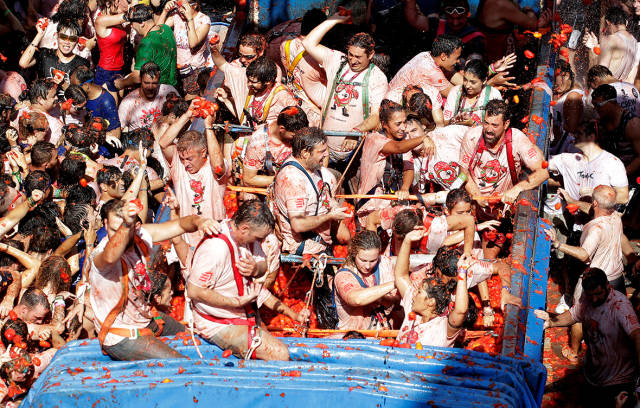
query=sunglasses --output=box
[444,6,467,14]
[238,53,256,60]
[593,98,616,108]
[58,33,79,42]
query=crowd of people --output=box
[0,0,637,405]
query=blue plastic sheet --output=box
[21,337,544,408]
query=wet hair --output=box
[100,198,124,221]
[0,94,16,122]
[0,240,24,268]
[401,85,423,108]
[246,56,277,84]
[347,33,375,55]
[232,199,275,230]
[29,79,55,105]
[65,184,96,206]
[1,318,28,347]
[161,92,187,116]
[63,202,91,234]
[418,276,451,315]
[238,33,266,55]
[176,130,206,152]
[605,6,627,25]
[464,59,488,82]
[64,125,93,150]
[141,62,161,80]
[147,269,169,302]
[442,0,470,10]
[392,208,422,238]
[463,296,478,329]
[23,170,50,197]
[445,188,471,211]
[0,127,11,155]
[342,330,366,340]
[18,111,48,142]
[581,267,609,292]
[51,0,87,23]
[97,165,122,187]
[292,127,327,157]
[484,99,509,121]
[29,224,62,254]
[57,18,82,37]
[64,85,87,106]
[586,65,613,86]
[122,127,154,150]
[35,255,71,293]
[345,230,381,267]
[73,65,94,84]
[58,155,86,188]
[277,106,309,132]
[379,99,404,125]
[555,58,575,88]
[432,34,463,57]
[129,4,154,23]
[30,142,55,168]
[96,0,116,10]
[407,92,435,130]
[431,246,461,280]
[18,288,49,309]
[591,84,617,101]
[301,8,326,36]
[371,52,391,77]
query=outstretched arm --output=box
[302,13,351,63]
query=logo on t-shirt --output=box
[577,170,594,180]
[140,107,161,128]
[332,82,359,116]
[432,161,460,186]
[478,159,506,184]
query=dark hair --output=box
[0,240,23,268]
[129,4,154,23]
[432,34,463,57]
[277,106,309,132]
[35,255,71,293]
[64,125,94,150]
[342,330,366,340]
[141,62,161,80]
[407,92,435,129]
[97,165,122,186]
[345,230,381,267]
[484,99,509,121]
[371,52,390,77]
[100,198,124,221]
[51,0,87,23]
[63,202,91,233]
[586,65,613,86]
[30,141,55,168]
[419,277,451,315]
[445,188,471,211]
[582,268,609,292]
[73,65,94,84]
[0,127,11,156]
[64,85,87,106]
[23,170,50,197]
[1,318,28,347]
[463,295,478,329]
[605,6,627,25]
[592,84,617,101]
[57,18,82,36]
[59,155,86,188]
[379,99,404,125]
[464,59,488,82]
[392,209,422,238]
[161,92,185,116]
[301,8,327,36]
[246,56,277,84]
[65,184,96,205]
[18,288,49,309]
[232,199,275,230]
[123,127,154,149]
[238,33,266,54]
[29,79,55,105]
[347,32,375,55]
[431,246,461,279]
[292,127,327,157]
[442,0,470,10]
[29,225,62,254]
[401,85,422,108]
[555,58,575,89]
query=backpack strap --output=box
[504,128,518,186]
[239,85,289,125]
[263,125,275,174]
[284,39,306,78]
[361,63,374,120]
[278,160,323,222]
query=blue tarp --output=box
[21,337,545,408]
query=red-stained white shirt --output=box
[570,288,640,386]
[460,126,543,194]
[117,85,178,131]
[169,148,228,246]
[243,125,292,172]
[273,157,337,254]
[388,52,450,101]
[188,220,270,339]
[89,227,154,346]
[580,213,624,281]
[443,85,502,125]
[414,124,467,192]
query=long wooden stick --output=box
[336,133,366,189]
[227,185,267,195]
[268,327,494,339]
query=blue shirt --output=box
[86,90,120,131]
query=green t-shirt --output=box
[135,24,177,86]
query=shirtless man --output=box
[273,127,350,255]
[159,105,226,245]
[118,62,179,131]
[587,65,640,115]
[584,7,638,84]
[302,13,388,162]
[460,99,548,258]
[279,9,328,127]
[188,200,296,361]
[90,199,218,360]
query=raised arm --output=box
[159,107,194,163]
[289,206,349,234]
[404,0,430,32]
[395,228,425,298]
[179,2,209,50]
[92,202,140,269]
[143,215,220,242]
[18,21,44,69]
[445,213,475,259]
[0,190,43,238]
[302,13,350,63]
[95,12,126,36]
[447,266,468,336]
[204,115,225,176]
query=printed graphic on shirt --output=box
[431,161,460,186]
[478,159,506,185]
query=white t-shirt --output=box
[117,85,178,130]
[580,213,624,281]
[443,85,502,126]
[414,125,467,192]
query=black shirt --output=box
[36,48,90,83]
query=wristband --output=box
[122,12,129,22]
[27,196,37,208]
[489,63,496,75]
[501,285,510,291]
[3,9,10,16]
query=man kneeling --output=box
[188,200,291,361]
